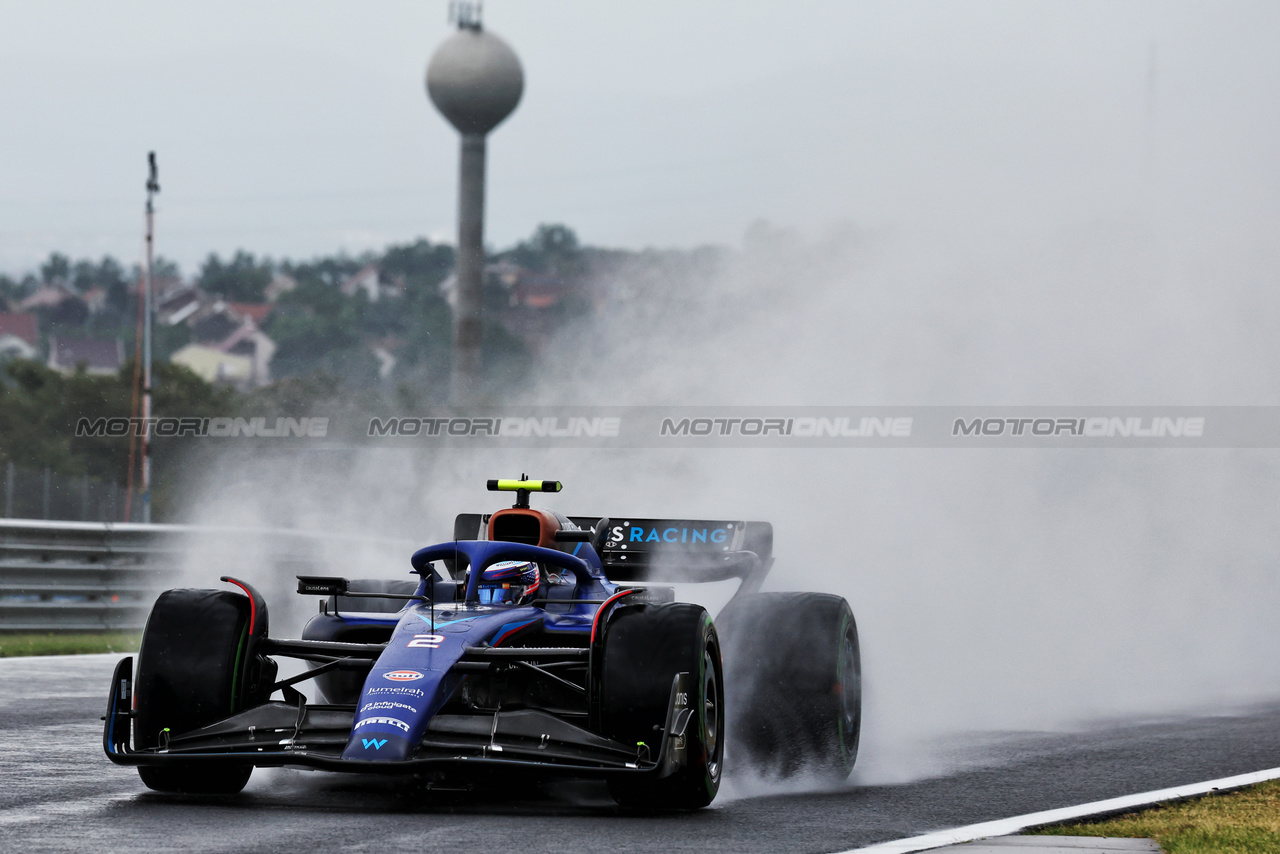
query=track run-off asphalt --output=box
[4,654,1280,854]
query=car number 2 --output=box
[408,634,444,648]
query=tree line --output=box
[0,223,733,519]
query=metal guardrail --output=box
[0,519,419,632]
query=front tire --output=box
[133,588,256,794]
[600,603,724,809]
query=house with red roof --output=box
[184,300,276,387]
[0,312,39,361]
[226,302,273,326]
[18,284,88,327]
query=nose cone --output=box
[427,28,524,135]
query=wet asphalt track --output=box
[4,654,1280,854]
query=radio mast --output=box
[141,152,159,523]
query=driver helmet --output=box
[475,560,540,606]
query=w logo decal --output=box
[362,738,387,750]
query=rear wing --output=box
[453,513,773,591]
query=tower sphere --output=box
[427,27,524,135]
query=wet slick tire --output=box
[719,592,860,780]
[601,603,724,809]
[133,588,254,794]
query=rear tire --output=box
[600,603,724,809]
[134,588,255,794]
[718,592,860,780]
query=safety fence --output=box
[0,519,418,632]
[2,461,130,523]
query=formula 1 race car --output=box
[103,478,860,809]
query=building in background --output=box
[154,287,277,388]
[47,337,124,376]
[438,261,594,355]
[340,264,404,302]
[264,273,298,302]
[19,284,88,328]
[170,344,253,387]
[0,313,39,361]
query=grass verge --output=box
[0,632,141,657]
[1030,779,1280,854]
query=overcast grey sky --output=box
[1,1,1277,275]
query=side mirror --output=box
[296,576,349,596]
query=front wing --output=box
[103,657,694,781]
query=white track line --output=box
[838,765,1280,854]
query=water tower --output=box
[426,3,524,402]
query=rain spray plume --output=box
[177,7,1280,791]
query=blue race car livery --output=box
[103,477,861,808]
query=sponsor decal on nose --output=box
[367,686,425,698]
[355,717,412,733]
[383,670,425,682]
[360,701,417,714]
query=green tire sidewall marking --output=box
[229,620,249,714]
[836,610,850,762]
